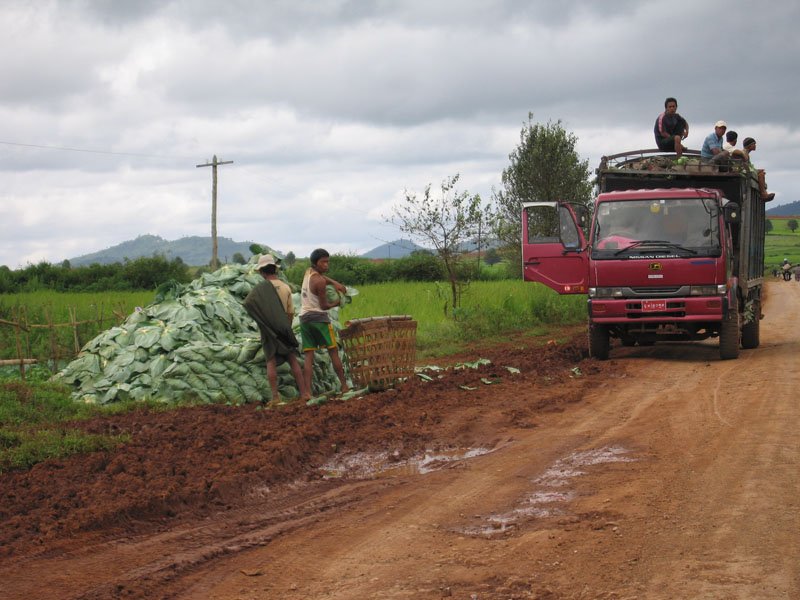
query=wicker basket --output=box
[340,315,417,391]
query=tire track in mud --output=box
[3,479,390,600]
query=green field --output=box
[0,281,585,362]
[339,280,586,357]
[0,290,156,362]
[766,218,800,269]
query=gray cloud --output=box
[1,0,798,268]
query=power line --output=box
[0,139,192,160]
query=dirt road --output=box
[2,281,799,599]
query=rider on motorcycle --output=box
[781,258,794,281]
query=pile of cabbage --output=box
[55,256,354,405]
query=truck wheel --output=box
[741,301,760,349]
[589,324,610,360]
[719,302,740,360]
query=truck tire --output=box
[741,301,760,349]
[589,324,610,360]
[719,302,740,360]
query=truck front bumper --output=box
[589,296,724,323]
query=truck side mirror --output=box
[724,203,740,224]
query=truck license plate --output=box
[642,300,667,312]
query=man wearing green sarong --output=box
[243,254,310,402]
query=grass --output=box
[339,280,587,359]
[764,222,800,269]
[0,290,155,361]
[0,367,132,472]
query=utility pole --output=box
[196,155,233,270]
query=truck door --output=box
[522,202,589,294]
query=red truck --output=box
[522,150,766,360]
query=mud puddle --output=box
[320,447,495,480]
[458,445,635,537]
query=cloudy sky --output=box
[2,0,798,269]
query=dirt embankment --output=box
[1,281,799,599]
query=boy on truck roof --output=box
[654,97,689,157]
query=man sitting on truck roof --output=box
[700,120,730,162]
[723,130,738,152]
[740,137,775,201]
[654,97,689,157]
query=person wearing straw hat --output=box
[244,254,310,403]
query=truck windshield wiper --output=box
[614,240,697,256]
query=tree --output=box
[765,219,774,233]
[249,243,264,255]
[788,219,798,233]
[231,252,246,264]
[284,251,296,267]
[389,174,489,312]
[492,114,593,275]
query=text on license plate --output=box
[642,300,667,312]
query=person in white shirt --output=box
[723,130,737,153]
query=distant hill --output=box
[360,237,501,259]
[68,234,273,267]
[766,201,800,217]
[361,239,428,259]
[69,234,501,266]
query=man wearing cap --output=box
[701,120,730,162]
[243,254,310,403]
[740,137,775,201]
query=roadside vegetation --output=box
[0,366,132,472]
[766,217,800,269]
[339,280,585,357]
[0,255,191,294]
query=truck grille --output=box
[629,286,682,295]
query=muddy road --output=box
[2,281,799,599]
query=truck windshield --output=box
[591,198,721,258]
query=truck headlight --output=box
[589,287,624,298]
[689,285,724,296]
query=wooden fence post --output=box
[45,306,59,367]
[12,307,25,379]
[21,306,32,365]
[69,306,81,354]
